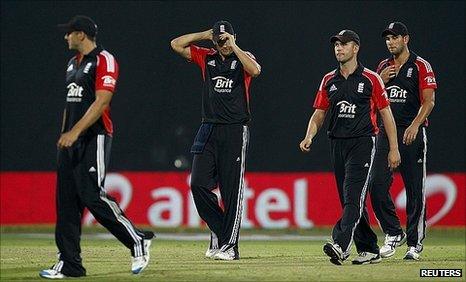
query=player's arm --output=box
[379,106,401,169]
[219,32,261,77]
[299,109,326,153]
[170,30,213,60]
[403,89,435,145]
[57,90,113,148]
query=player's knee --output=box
[190,177,215,192]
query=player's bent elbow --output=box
[170,39,178,51]
[250,67,261,77]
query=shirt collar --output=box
[336,62,365,78]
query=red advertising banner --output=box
[1,172,464,227]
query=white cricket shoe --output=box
[380,232,407,258]
[39,268,66,279]
[205,248,219,259]
[213,245,239,261]
[131,239,152,274]
[352,252,382,264]
[323,242,348,265]
[403,246,421,261]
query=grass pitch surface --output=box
[1,227,465,281]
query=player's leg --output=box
[214,124,248,260]
[40,148,86,279]
[401,128,427,260]
[370,129,403,235]
[352,207,381,265]
[76,135,153,274]
[190,126,224,256]
[324,138,349,265]
[334,137,377,263]
[370,129,405,258]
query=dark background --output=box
[1,1,464,172]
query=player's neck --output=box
[393,48,410,66]
[78,41,97,56]
[339,58,358,78]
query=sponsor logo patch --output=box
[387,85,407,103]
[336,100,356,118]
[102,75,116,87]
[211,76,234,93]
[425,76,436,84]
[66,83,84,102]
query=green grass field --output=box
[1,227,465,281]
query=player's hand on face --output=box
[387,149,401,170]
[299,138,313,153]
[218,32,236,47]
[57,130,79,149]
[380,65,396,83]
[403,123,419,145]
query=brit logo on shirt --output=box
[357,82,364,93]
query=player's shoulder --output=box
[97,49,118,69]
[67,56,76,66]
[191,44,217,56]
[362,67,379,76]
[376,57,391,69]
[362,67,384,86]
[318,69,337,90]
[322,69,337,80]
[413,53,434,72]
[97,49,116,61]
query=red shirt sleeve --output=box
[415,58,437,90]
[189,45,211,68]
[243,51,261,80]
[370,73,390,110]
[95,51,119,93]
[313,75,331,110]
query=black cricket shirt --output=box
[313,64,390,138]
[190,45,259,124]
[376,52,437,127]
[64,45,119,136]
